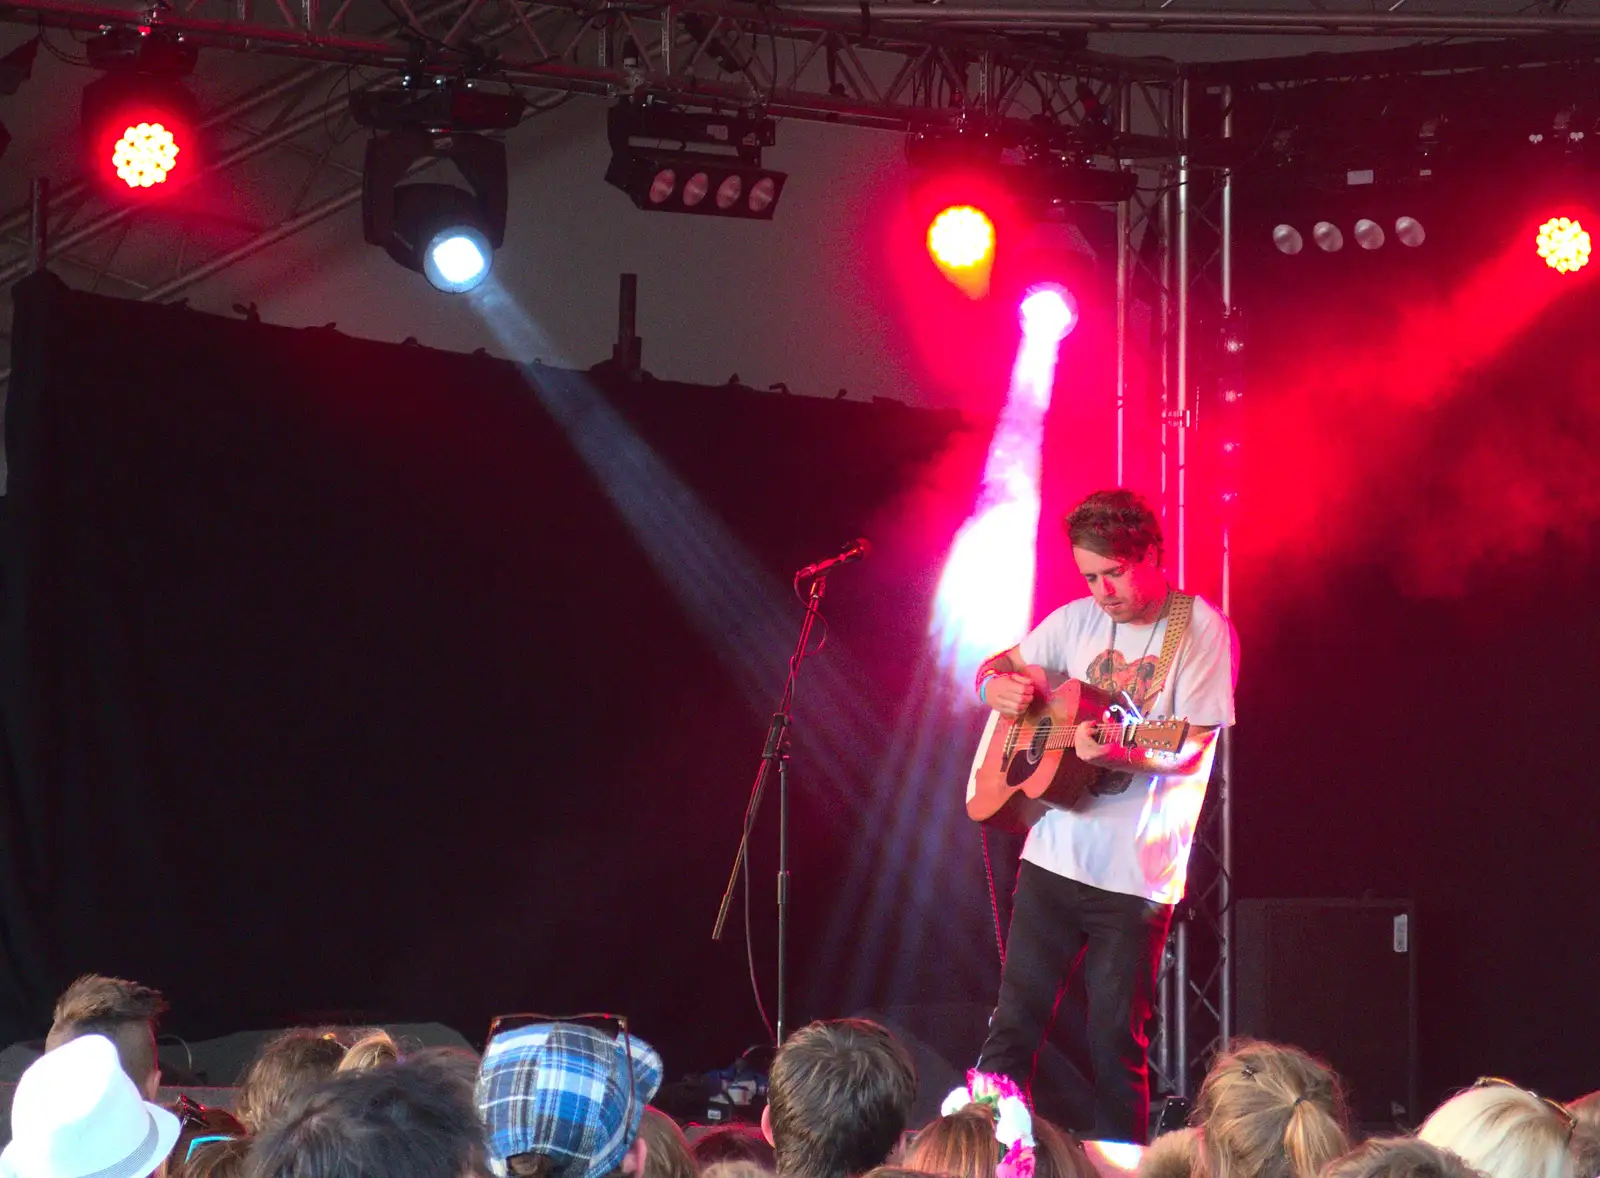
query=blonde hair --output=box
[1192,1040,1348,1178]
[1419,1086,1575,1178]
[338,1030,402,1073]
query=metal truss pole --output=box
[1218,84,1235,1060]
[1171,69,1193,1099]
[1114,79,1132,487]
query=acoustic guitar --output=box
[967,671,1190,832]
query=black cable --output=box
[981,826,1007,968]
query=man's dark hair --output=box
[1064,489,1164,564]
[247,1055,487,1178]
[1323,1138,1483,1178]
[766,1019,916,1178]
[689,1124,775,1170]
[46,974,168,1091]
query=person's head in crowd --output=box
[1569,1128,1600,1178]
[1,1034,181,1178]
[168,1095,245,1177]
[1179,1039,1348,1178]
[45,974,169,1100]
[689,1125,775,1172]
[909,1075,1096,1178]
[411,1046,482,1092]
[249,1054,488,1178]
[476,1020,664,1178]
[861,1169,929,1178]
[1419,1080,1577,1178]
[906,1105,998,1178]
[702,1163,775,1178]
[1323,1138,1484,1178]
[763,1019,916,1178]
[1572,1096,1600,1139]
[179,1137,251,1178]
[235,1028,349,1134]
[338,1030,402,1073]
[638,1110,694,1178]
[1034,1118,1099,1178]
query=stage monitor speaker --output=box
[1234,898,1417,1129]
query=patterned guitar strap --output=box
[1146,591,1196,707]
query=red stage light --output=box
[111,120,180,188]
[1536,216,1591,273]
[927,206,995,270]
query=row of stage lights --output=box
[48,32,794,294]
[1273,213,1591,273]
[40,32,1599,292]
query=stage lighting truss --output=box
[80,28,201,195]
[905,124,1138,210]
[360,123,509,293]
[604,101,787,220]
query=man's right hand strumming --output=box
[983,673,1036,717]
[976,649,1041,717]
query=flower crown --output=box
[941,1070,1037,1178]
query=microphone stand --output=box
[712,571,828,1046]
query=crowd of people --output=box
[2,975,1596,1178]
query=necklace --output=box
[1106,587,1172,710]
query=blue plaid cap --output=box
[476,1024,663,1178]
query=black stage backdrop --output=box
[4,263,1598,1107]
[0,273,1003,1069]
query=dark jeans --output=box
[976,861,1172,1143]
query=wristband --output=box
[978,673,998,705]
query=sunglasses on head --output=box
[1471,1077,1576,1143]
[184,1135,237,1163]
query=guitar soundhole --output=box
[1004,719,1053,787]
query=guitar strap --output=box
[1146,591,1196,704]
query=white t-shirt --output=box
[1004,593,1237,905]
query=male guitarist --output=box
[972,488,1237,1143]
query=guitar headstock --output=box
[1134,719,1190,753]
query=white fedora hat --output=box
[0,1034,181,1178]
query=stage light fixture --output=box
[906,126,1137,209]
[1395,216,1427,247]
[605,102,787,220]
[1536,216,1591,273]
[927,205,995,271]
[80,29,200,195]
[1018,283,1077,342]
[0,37,38,162]
[357,85,511,293]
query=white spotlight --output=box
[423,227,491,293]
[1354,219,1386,250]
[1272,224,1304,255]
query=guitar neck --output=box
[1040,721,1159,752]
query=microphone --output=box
[795,538,872,580]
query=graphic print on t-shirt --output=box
[1084,648,1158,798]
[1086,648,1160,715]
